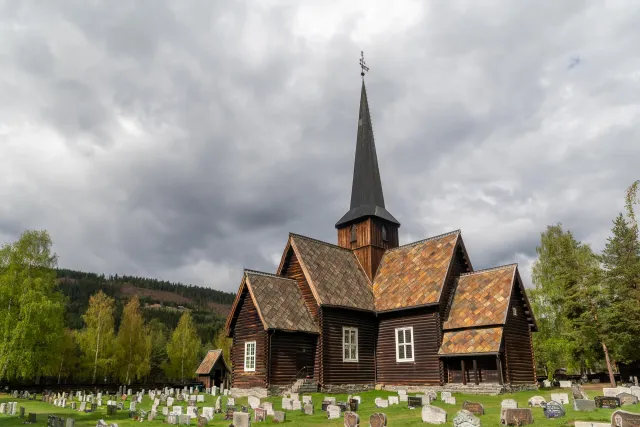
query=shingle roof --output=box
[443,264,517,330]
[373,230,460,312]
[195,350,227,375]
[290,234,375,311]
[245,271,318,333]
[439,327,504,355]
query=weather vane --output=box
[359,51,369,77]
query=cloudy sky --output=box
[1,1,639,292]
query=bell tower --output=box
[336,55,400,280]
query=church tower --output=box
[336,73,400,280]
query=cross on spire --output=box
[359,51,369,77]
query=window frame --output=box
[244,341,256,372]
[350,224,357,243]
[512,307,517,317]
[395,326,415,363]
[342,327,359,363]
[382,225,388,242]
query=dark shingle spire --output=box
[336,79,400,228]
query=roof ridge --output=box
[459,263,517,277]
[244,269,296,281]
[389,229,461,251]
[289,232,351,251]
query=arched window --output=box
[350,224,357,243]
[382,225,388,242]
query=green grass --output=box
[0,388,638,426]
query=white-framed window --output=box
[512,307,517,317]
[244,341,256,372]
[395,326,414,362]
[343,327,359,362]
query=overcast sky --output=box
[1,1,639,292]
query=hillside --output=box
[56,269,236,343]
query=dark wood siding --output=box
[376,306,441,385]
[269,331,317,385]
[229,288,268,388]
[321,307,376,385]
[281,249,319,319]
[445,356,500,384]
[504,283,536,383]
[441,242,472,319]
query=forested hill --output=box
[56,268,236,343]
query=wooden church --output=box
[225,74,537,395]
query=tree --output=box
[211,329,232,369]
[530,224,602,377]
[78,290,115,383]
[114,296,151,384]
[148,319,169,382]
[165,312,201,384]
[0,230,65,381]
[47,329,81,384]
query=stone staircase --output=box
[291,378,318,394]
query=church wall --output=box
[376,306,442,385]
[504,282,536,384]
[268,331,317,385]
[321,306,376,387]
[229,288,268,389]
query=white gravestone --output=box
[186,406,197,418]
[445,396,457,405]
[604,388,619,397]
[453,409,481,427]
[248,396,260,409]
[374,398,389,408]
[501,399,518,409]
[551,393,570,405]
[282,398,293,410]
[292,400,302,411]
[617,387,632,395]
[543,380,552,387]
[162,407,169,416]
[398,390,408,402]
[202,407,214,421]
[631,386,640,399]
[422,405,447,424]
[326,404,341,419]
[559,380,572,388]
[262,402,274,416]
[528,396,546,407]
[352,396,361,404]
[441,392,452,401]
[324,397,336,405]
[196,395,204,403]
[302,396,312,404]
[574,423,610,427]
[167,397,174,407]
[227,398,235,406]
[388,396,399,405]
[173,406,183,415]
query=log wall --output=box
[504,283,536,383]
[269,331,317,385]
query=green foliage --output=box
[77,290,116,383]
[0,230,66,380]
[165,312,201,384]
[147,319,169,382]
[211,329,232,370]
[114,297,151,384]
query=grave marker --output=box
[327,404,341,419]
[422,405,447,424]
[369,413,387,427]
[618,393,639,406]
[273,411,286,423]
[595,396,621,409]
[462,401,484,415]
[501,399,518,409]
[453,409,481,427]
[574,399,596,411]
[303,403,314,415]
[344,411,359,427]
[550,393,570,405]
[611,409,640,427]
[543,401,565,418]
[500,408,533,426]
[374,398,389,408]
[254,407,266,422]
[527,396,546,407]
[261,402,274,416]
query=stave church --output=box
[225,69,537,396]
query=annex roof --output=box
[287,233,375,311]
[439,327,504,356]
[195,349,229,375]
[443,264,517,330]
[373,230,461,312]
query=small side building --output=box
[195,349,231,390]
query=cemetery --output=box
[0,384,639,426]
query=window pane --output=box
[351,346,356,360]
[399,346,405,359]
[405,329,412,344]
[351,330,356,343]
[397,330,404,344]
[344,332,349,345]
[406,344,413,359]
[344,347,349,359]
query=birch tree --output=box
[78,290,115,383]
[114,296,151,384]
[165,312,200,384]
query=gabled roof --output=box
[195,349,229,375]
[336,80,399,228]
[287,233,375,311]
[439,327,503,356]
[225,270,318,334]
[373,230,461,312]
[443,264,517,330]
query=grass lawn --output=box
[0,387,638,426]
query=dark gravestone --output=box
[463,401,485,416]
[107,405,117,416]
[197,416,208,427]
[20,407,25,418]
[28,413,37,423]
[369,413,387,427]
[337,401,349,412]
[321,401,331,411]
[543,401,565,418]
[349,399,359,412]
[91,403,98,412]
[407,396,423,408]
[595,396,621,409]
[500,408,533,426]
[612,410,640,427]
[618,393,639,406]
[254,408,266,422]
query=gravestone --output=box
[422,405,447,424]
[224,408,234,420]
[78,402,87,412]
[282,398,293,410]
[28,413,37,423]
[186,406,198,418]
[550,393,570,405]
[349,399,358,412]
[574,399,596,411]
[344,411,359,427]
[148,411,156,422]
[107,405,117,415]
[233,412,251,427]
[254,407,266,422]
[162,407,169,416]
[605,388,620,397]
[500,408,533,426]
[215,397,221,413]
[543,380,552,387]
[201,407,214,421]
[196,395,204,403]
[618,393,639,406]
[398,390,408,402]
[227,397,235,407]
[20,406,25,418]
[273,411,285,423]
[178,414,190,425]
[327,404,341,419]
[527,396,546,407]
[292,400,302,411]
[388,396,399,405]
[463,401,484,416]
[369,413,387,427]
[573,385,589,400]
[501,399,518,409]
[618,387,633,395]
[407,396,422,407]
[167,415,178,425]
[611,410,640,427]
[303,403,314,415]
[574,423,609,427]
[595,396,621,409]
[129,402,137,411]
[559,380,572,388]
[445,396,457,405]
[173,406,183,415]
[441,392,452,401]
[261,402,274,416]
[302,395,312,404]
[543,401,565,418]
[453,410,481,427]
[374,398,389,408]
[66,418,75,427]
[324,396,337,405]
[352,396,362,404]
[167,397,174,407]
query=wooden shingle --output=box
[439,327,504,355]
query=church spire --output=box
[335,56,399,228]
